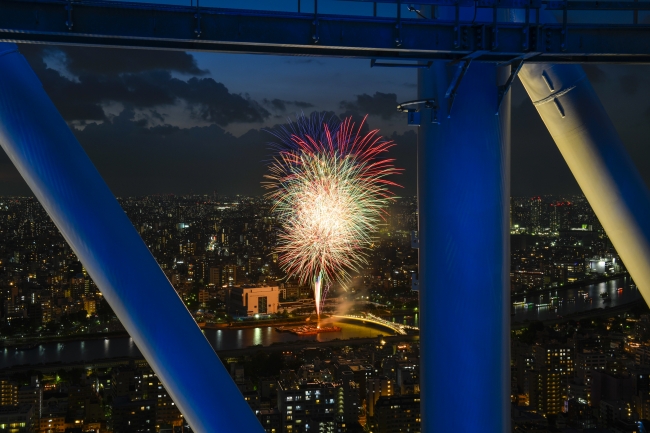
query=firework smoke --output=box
[264,113,401,323]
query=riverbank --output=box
[0,334,420,374]
[202,316,310,330]
[511,298,648,330]
[0,321,397,369]
[1,331,131,350]
[0,317,315,349]
[511,272,630,302]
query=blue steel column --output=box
[0,43,263,433]
[417,53,511,432]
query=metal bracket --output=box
[407,111,421,125]
[397,99,437,112]
[397,99,439,124]
[407,4,428,19]
[371,59,432,68]
[445,59,472,118]
[194,0,201,37]
[65,0,73,31]
[496,59,524,113]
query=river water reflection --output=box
[0,321,389,369]
[1,278,640,369]
[511,276,642,322]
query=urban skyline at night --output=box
[1,2,650,432]
[0,191,645,432]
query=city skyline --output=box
[1,3,650,432]
[0,191,641,432]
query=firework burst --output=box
[264,114,401,321]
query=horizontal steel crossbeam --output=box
[1,0,650,63]
[345,0,650,9]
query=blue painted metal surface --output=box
[0,43,264,433]
[417,59,511,432]
[1,0,650,62]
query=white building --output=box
[228,284,279,317]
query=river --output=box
[0,321,390,369]
[1,277,642,369]
[511,276,643,323]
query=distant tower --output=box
[530,197,542,233]
[550,202,559,232]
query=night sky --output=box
[0,21,648,197]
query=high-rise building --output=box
[366,376,393,417]
[367,395,421,433]
[277,374,359,433]
[530,197,542,233]
[0,380,18,406]
[0,405,34,433]
[111,397,156,433]
[258,408,281,433]
[222,264,237,286]
[632,368,650,420]
[111,362,182,430]
[17,376,42,422]
[529,344,574,415]
[82,297,96,316]
[575,350,607,401]
[209,267,221,286]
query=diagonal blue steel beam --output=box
[0,42,264,433]
[2,0,650,63]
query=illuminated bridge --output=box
[332,313,419,335]
[2,1,650,432]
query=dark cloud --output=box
[340,92,399,120]
[20,45,207,76]
[0,108,417,197]
[619,73,639,96]
[22,49,270,125]
[262,98,314,112]
[63,109,270,196]
[178,79,270,125]
[266,98,287,111]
